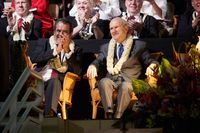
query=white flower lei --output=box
[107,35,133,75]
[49,35,75,56]
[11,12,34,41]
[75,14,93,40]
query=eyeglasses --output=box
[56,29,70,35]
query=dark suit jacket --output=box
[28,38,83,76]
[7,17,42,41]
[177,10,199,44]
[0,17,8,37]
[124,13,159,38]
[0,0,4,16]
[139,14,159,38]
[29,18,42,40]
[91,39,158,82]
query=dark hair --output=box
[54,18,73,34]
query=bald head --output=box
[109,17,129,43]
[110,17,128,26]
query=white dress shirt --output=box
[69,0,121,20]
[140,0,167,20]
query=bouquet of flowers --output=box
[128,44,200,132]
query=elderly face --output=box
[125,0,143,15]
[15,0,31,17]
[192,0,200,13]
[109,18,129,43]
[76,0,92,16]
[54,21,72,44]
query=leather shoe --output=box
[105,112,113,119]
[44,109,56,118]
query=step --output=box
[41,118,162,133]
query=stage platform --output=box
[41,118,163,133]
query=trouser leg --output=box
[98,78,115,113]
[51,78,61,113]
[44,78,61,115]
[115,81,132,119]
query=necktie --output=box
[18,18,23,32]
[118,44,124,59]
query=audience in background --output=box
[66,0,110,39]
[122,0,159,38]
[177,0,200,44]
[141,0,173,37]
[4,0,42,89]
[0,0,4,16]
[11,0,53,38]
[0,0,8,37]
[141,0,167,20]
[69,0,121,21]
[171,0,191,16]
[49,0,71,17]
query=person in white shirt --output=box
[66,0,110,39]
[69,0,121,21]
[121,0,160,38]
[140,0,167,20]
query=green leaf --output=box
[132,79,150,94]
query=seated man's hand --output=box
[145,63,159,77]
[22,21,31,33]
[87,64,98,79]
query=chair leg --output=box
[61,101,67,120]
[59,72,80,120]
[88,78,101,119]
[92,99,100,119]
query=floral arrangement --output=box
[122,44,200,132]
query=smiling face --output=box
[192,0,200,13]
[15,0,31,17]
[54,21,72,44]
[125,0,143,16]
[76,0,93,17]
[109,17,129,43]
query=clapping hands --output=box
[192,12,200,28]
[22,21,31,33]
[127,18,143,35]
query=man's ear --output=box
[125,25,129,33]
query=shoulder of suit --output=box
[33,17,42,23]
[135,39,147,47]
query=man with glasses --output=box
[29,18,83,117]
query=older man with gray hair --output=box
[87,17,159,119]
